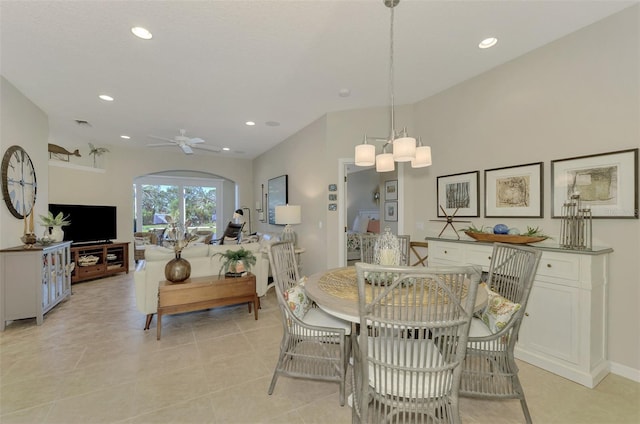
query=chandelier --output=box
[354,0,432,172]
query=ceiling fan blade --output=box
[146,143,176,147]
[180,144,194,154]
[148,135,176,143]
[188,137,205,144]
[191,144,222,153]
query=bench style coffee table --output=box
[157,273,258,340]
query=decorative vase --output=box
[21,232,37,248]
[49,226,65,242]
[164,251,191,283]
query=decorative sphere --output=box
[484,225,494,234]
[493,224,509,234]
[508,227,521,235]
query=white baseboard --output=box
[609,361,640,383]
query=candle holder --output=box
[374,227,400,265]
[560,193,592,250]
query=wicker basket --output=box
[464,231,547,244]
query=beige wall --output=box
[0,77,49,249]
[405,5,639,374]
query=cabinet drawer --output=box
[536,252,580,282]
[76,264,106,277]
[465,245,494,269]
[429,243,463,263]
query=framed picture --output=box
[485,162,543,218]
[268,174,288,224]
[384,201,398,221]
[385,180,398,200]
[328,203,337,211]
[551,149,638,218]
[328,194,337,201]
[436,171,479,217]
[328,184,337,192]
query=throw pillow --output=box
[479,282,521,333]
[283,277,311,319]
[352,216,370,233]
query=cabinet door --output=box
[519,280,580,365]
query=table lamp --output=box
[275,204,301,247]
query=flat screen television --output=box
[48,204,117,245]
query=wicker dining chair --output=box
[359,233,379,264]
[397,235,410,266]
[459,243,542,424]
[352,262,482,424]
[267,241,352,406]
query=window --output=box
[134,175,223,237]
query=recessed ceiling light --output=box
[245,121,256,126]
[120,135,131,139]
[222,147,231,151]
[478,37,498,49]
[131,27,153,40]
[265,121,280,127]
[98,94,114,101]
[338,88,351,97]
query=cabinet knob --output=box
[444,250,448,254]
[546,263,552,268]
[488,256,492,260]
[525,312,530,317]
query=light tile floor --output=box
[1,273,638,423]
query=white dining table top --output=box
[305,266,488,323]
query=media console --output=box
[70,242,129,283]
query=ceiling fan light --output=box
[392,136,416,162]
[355,143,376,166]
[411,145,432,168]
[376,152,395,172]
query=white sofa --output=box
[134,242,269,329]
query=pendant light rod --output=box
[388,0,397,141]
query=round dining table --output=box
[305,266,488,322]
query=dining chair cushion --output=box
[468,317,493,338]
[302,308,352,335]
[134,235,152,247]
[283,277,312,319]
[366,336,446,398]
[479,282,521,333]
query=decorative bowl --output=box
[464,231,547,245]
[78,255,100,266]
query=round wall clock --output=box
[1,145,37,219]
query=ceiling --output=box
[1,0,635,159]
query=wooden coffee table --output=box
[157,273,258,340]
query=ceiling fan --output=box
[146,129,221,155]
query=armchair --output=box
[211,221,244,245]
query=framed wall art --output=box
[485,162,543,218]
[551,148,638,218]
[436,171,479,218]
[385,180,398,200]
[384,201,398,222]
[268,174,288,224]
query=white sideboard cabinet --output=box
[426,237,612,388]
[0,241,72,330]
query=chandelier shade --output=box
[354,0,432,173]
[355,142,376,166]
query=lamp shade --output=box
[355,143,376,166]
[376,152,395,172]
[275,204,301,225]
[392,136,416,162]
[411,145,432,168]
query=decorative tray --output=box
[464,232,547,245]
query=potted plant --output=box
[213,247,257,277]
[39,211,71,242]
